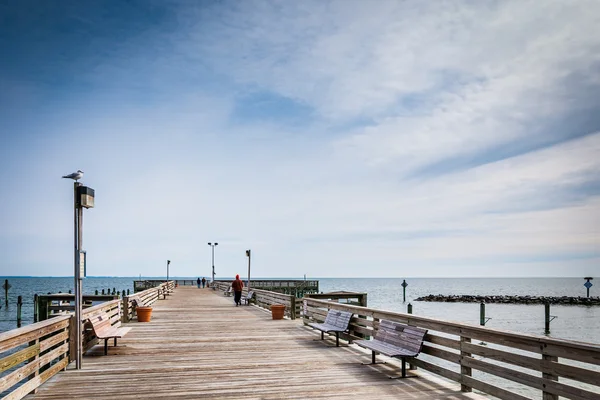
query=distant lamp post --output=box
[208,242,218,283]
[246,249,251,291]
[63,170,94,370]
[584,277,593,298]
[167,260,171,282]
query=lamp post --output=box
[62,170,94,370]
[246,249,251,291]
[208,242,218,284]
[167,260,171,282]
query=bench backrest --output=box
[89,315,113,334]
[246,291,254,299]
[374,320,427,354]
[324,309,353,329]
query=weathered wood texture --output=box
[0,316,70,399]
[122,282,174,323]
[25,287,483,400]
[303,298,600,400]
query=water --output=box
[1,276,597,344]
[1,276,598,399]
[318,277,600,344]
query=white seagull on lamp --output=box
[62,170,84,181]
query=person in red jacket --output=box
[232,274,244,306]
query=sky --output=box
[0,0,598,278]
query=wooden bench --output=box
[354,320,427,378]
[308,309,353,347]
[242,291,254,305]
[224,286,232,296]
[89,314,131,355]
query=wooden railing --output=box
[303,298,600,400]
[34,294,119,322]
[0,315,71,399]
[0,281,176,399]
[122,281,174,323]
[211,282,297,319]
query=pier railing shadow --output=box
[0,280,176,400]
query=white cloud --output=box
[1,0,599,277]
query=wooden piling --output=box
[545,303,551,334]
[4,279,8,306]
[17,295,22,327]
[480,303,485,326]
[34,294,38,322]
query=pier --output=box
[20,287,479,400]
[1,284,599,400]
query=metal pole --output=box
[73,182,81,369]
[212,245,215,284]
[247,250,251,292]
[76,189,83,369]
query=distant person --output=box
[202,277,206,288]
[197,277,201,288]
[232,274,244,306]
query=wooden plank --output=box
[39,331,69,353]
[0,356,39,393]
[462,357,600,400]
[461,375,531,400]
[0,343,40,373]
[24,287,488,400]
[38,343,69,369]
[0,317,70,353]
[3,357,68,400]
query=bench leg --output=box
[104,339,108,355]
[362,351,386,365]
[388,358,418,379]
[321,331,324,340]
[114,338,117,347]
[336,332,339,347]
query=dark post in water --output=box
[407,303,413,314]
[3,279,9,306]
[584,277,593,298]
[17,295,22,327]
[544,303,557,334]
[480,303,485,326]
[480,303,491,326]
[401,279,408,303]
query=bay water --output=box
[1,276,598,344]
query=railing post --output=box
[27,338,40,394]
[542,344,558,400]
[68,314,76,362]
[122,296,129,323]
[460,335,472,392]
[290,296,296,320]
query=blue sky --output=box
[0,0,598,278]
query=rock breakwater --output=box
[414,295,600,305]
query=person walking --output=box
[201,277,206,288]
[232,274,244,306]
[196,277,201,288]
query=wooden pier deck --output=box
[27,287,485,399]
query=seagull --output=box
[62,170,84,181]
